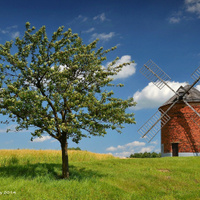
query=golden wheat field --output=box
[0,149,116,165]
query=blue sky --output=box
[1,0,200,157]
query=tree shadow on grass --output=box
[0,163,105,181]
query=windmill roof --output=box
[160,85,200,107]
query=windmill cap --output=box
[160,85,200,107]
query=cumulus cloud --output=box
[106,141,145,152]
[107,55,136,80]
[32,135,52,143]
[106,146,118,151]
[106,140,158,158]
[139,147,155,153]
[196,84,200,91]
[90,32,115,42]
[133,81,188,110]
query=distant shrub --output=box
[129,152,161,158]
[68,147,81,151]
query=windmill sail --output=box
[138,92,179,143]
[180,65,200,98]
[138,108,171,143]
[138,59,179,142]
[183,100,200,127]
[179,66,200,126]
[140,59,177,94]
[191,65,200,82]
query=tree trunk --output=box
[60,138,69,179]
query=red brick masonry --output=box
[160,102,200,154]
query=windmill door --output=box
[172,143,179,157]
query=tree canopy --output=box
[0,22,136,178]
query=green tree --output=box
[129,152,161,158]
[0,23,136,178]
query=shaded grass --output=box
[0,150,200,199]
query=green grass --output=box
[0,150,200,200]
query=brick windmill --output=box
[138,60,200,157]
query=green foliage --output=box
[0,22,136,144]
[68,147,81,150]
[129,151,161,158]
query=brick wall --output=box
[160,102,200,153]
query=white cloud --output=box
[0,25,20,39]
[11,31,20,39]
[68,15,88,25]
[90,32,115,42]
[55,65,67,72]
[168,10,185,24]
[132,81,188,110]
[168,0,200,23]
[196,84,200,91]
[0,125,15,133]
[150,140,158,145]
[106,140,158,158]
[93,13,107,22]
[114,151,134,158]
[0,30,8,34]
[126,141,146,147]
[140,147,155,153]
[7,25,18,29]
[107,55,136,80]
[169,16,181,24]
[83,27,95,33]
[0,124,30,133]
[106,140,145,152]
[185,0,200,16]
[76,15,88,22]
[168,11,182,24]
[106,146,117,151]
[32,135,52,143]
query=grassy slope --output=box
[0,150,200,200]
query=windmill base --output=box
[161,152,200,157]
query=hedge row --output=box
[129,152,161,158]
